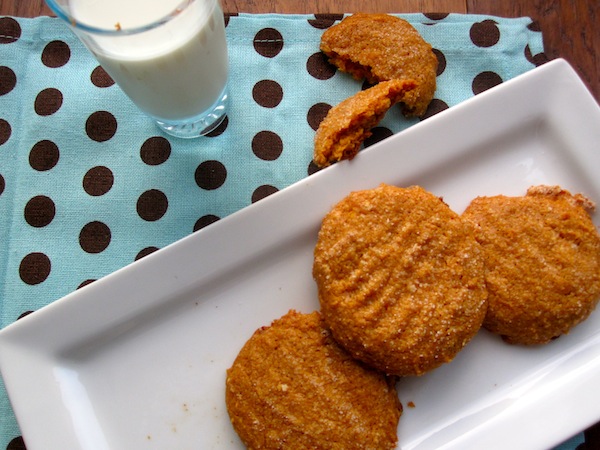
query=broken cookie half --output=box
[320,13,438,117]
[313,79,417,168]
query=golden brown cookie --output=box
[313,184,488,376]
[225,310,401,450]
[462,185,600,345]
[320,13,438,117]
[313,79,417,168]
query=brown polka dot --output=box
[252,80,283,108]
[306,52,337,80]
[432,48,446,76]
[41,40,71,68]
[194,214,220,232]
[34,88,63,116]
[0,174,5,196]
[6,436,26,450]
[252,131,283,161]
[307,102,332,131]
[195,160,227,190]
[135,246,159,260]
[423,13,449,20]
[307,160,322,176]
[205,115,229,137]
[254,28,284,58]
[527,21,542,32]
[91,65,115,87]
[24,195,56,227]
[137,189,168,222]
[224,13,238,27]
[86,111,117,142]
[29,140,59,171]
[524,45,548,67]
[83,166,114,196]
[140,136,171,165]
[0,118,10,145]
[472,71,503,95]
[252,185,279,203]
[79,221,111,253]
[77,279,96,289]
[0,66,17,95]
[419,98,449,121]
[470,20,500,48]
[19,252,51,285]
[17,311,33,320]
[308,14,344,29]
[361,79,377,91]
[0,17,21,44]
[364,127,393,148]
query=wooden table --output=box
[1,0,598,101]
[1,0,599,448]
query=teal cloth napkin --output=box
[2,12,581,449]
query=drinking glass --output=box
[45,0,230,138]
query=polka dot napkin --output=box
[0,12,562,449]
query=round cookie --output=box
[313,79,417,167]
[320,13,438,117]
[225,310,401,450]
[313,184,487,376]
[462,185,600,345]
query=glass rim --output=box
[45,0,198,35]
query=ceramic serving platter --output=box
[1,59,599,449]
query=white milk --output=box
[70,0,228,122]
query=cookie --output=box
[313,79,417,167]
[225,310,401,450]
[313,184,488,376]
[320,13,438,117]
[462,185,600,345]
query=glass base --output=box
[155,87,229,139]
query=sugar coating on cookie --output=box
[320,13,438,117]
[313,184,488,376]
[225,310,402,450]
[313,79,417,167]
[462,185,600,345]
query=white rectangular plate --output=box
[1,59,600,450]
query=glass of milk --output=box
[45,0,229,138]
